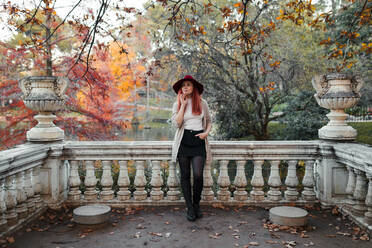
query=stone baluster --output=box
[84,160,98,200]
[100,160,114,200]
[24,168,35,213]
[117,160,131,201]
[134,160,147,201]
[233,160,248,201]
[5,175,18,226]
[32,166,43,209]
[0,179,7,231]
[150,160,164,201]
[217,160,230,201]
[167,161,180,201]
[68,160,81,201]
[352,169,367,216]
[284,160,299,201]
[345,166,356,202]
[302,160,316,201]
[364,173,372,225]
[202,160,214,202]
[251,160,265,201]
[267,160,282,201]
[15,172,28,219]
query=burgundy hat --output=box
[173,75,204,94]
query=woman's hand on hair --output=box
[195,132,208,140]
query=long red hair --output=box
[177,87,202,115]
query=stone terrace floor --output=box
[2,204,371,248]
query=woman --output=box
[171,75,212,221]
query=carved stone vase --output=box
[312,73,363,140]
[19,76,68,141]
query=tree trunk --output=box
[45,2,53,76]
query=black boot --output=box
[186,207,196,221]
[193,203,203,219]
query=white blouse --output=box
[183,98,204,131]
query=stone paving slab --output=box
[1,205,370,248]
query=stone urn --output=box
[312,73,363,140]
[19,76,68,141]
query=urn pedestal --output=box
[312,74,363,140]
[19,76,68,141]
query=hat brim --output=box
[173,78,204,94]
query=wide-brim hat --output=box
[173,75,204,94]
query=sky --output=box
[0,0,149,41]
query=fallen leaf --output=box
[266,240,279,244]
[248,241,259,246]
[325,234,336,237]
[164,221,171,225]
[191,229,196,233]
[304,241,315,247]
[279,225,290,231]
[165,232,171,238]
[136,224,146,229]
[331,207,339,215]
[109,231,114,235]
[360,234,369,240]
[335,226,340,230]
[149,232,163,237]
[6,237,15,244]
[337,232,351,236]
[228,225,233,230]
[300,232,309,238]
[209,232,222,239]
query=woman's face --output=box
[181,81,194,96]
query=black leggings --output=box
[178,156,205,209]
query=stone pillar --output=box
[345,166,356,203]
[15,172,28,219]
[5,175,18,226]
[217,160,230,202]
[167,161,180,201]
[315,141,348,208]
[352,169,367,216]
[284,160,299,201]
[150,160,164,201]
[267,160,282,201]
[251,160,265,201]
[100,160,114,201]
[133,160,147,201]
[0,179,7,231]
[68,160,81,201]
[32,166,43,209]
[117,160,131,201]
[41,144,65,209]
[364,173,372,225]
[24,169,35,213]
[302,160,316,201]
[202,159,214,202]
[84,160,98,200]
[233,160,248,201]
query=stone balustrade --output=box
[332,143,372,229]
[1,140,371,237]
[62,141,319,207]
[0,144,50,236]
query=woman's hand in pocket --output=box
[195,132,208,140]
